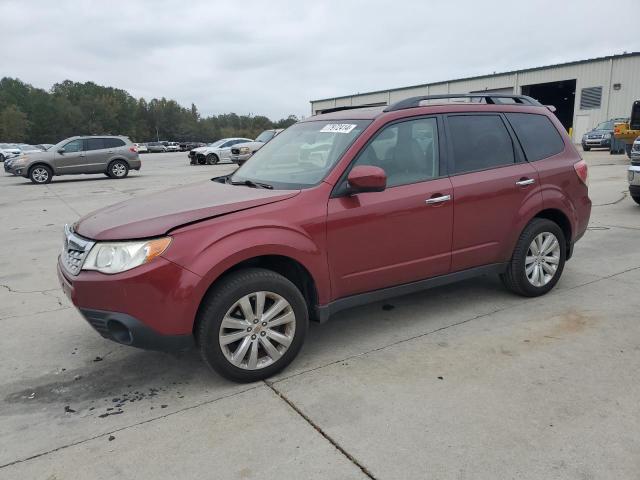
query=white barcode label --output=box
[319,124,357,134]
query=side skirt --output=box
[314,263,508,323]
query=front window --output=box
[595,121,614,131]
[232,120,371,189]
[255,130,276,143]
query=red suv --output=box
[58,94,591,382]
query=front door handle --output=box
[516,178,535,186]
[425,194,451,205]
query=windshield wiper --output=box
[229,179,273,189]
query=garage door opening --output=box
[521,80,576,132]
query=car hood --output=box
[75,180,299,241]
[234,141,264,150]
[191,146,209,153]
[20,150,54,161]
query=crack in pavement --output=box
[0,384,262,470]
[593,190,629,206]
[45,185,81,217]
[0,285,59,294]
[265,381,377,480]
[0,306,72,322]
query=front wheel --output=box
[108,160,129,179]
[632,195,640,206]
[29,165,53,184]
[582,145,590,152]
[206,153,219,165]
[501,218,566,297]
[197,268,308,382]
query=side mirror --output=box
[347,165,386,194]
[57,148,65,154]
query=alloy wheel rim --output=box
[525,232,560,287]
[33,168,48,182]
[219,291,296,370]
[112,163,126,176]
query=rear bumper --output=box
[57,256,202,351]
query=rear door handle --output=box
[516,178,535,186]
[425,194,451,205]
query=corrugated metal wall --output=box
[310,54,640,143]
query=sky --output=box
[1,0,638,120]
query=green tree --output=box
[0,104,30,141]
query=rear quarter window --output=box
[505,113,565,161]
[104,138,126,148]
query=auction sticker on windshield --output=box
[320,124,357,134]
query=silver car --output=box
[7,135,141,184]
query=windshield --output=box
[231,120,371,189]
[595,121,614,131]
[255,130,276,143]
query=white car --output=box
[134,143,149,153]
[0,143,21,162]
[166,142,180,152]
[189,137,253,165]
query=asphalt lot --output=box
[1,149,639,479]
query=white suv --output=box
[628,136,640,205]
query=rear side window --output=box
[104,138,125,148]
[85,138,105,151]
[352,117,439,187]
[506,113,564,161]
[447,115,515,174]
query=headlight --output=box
[239,147,251,154]
[83,237,171,274]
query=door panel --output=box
[450,163,541,271]
[445,113,543,271]
[53,139,85,173]
[84,138,109,172]
[327,178,454,298]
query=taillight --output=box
[130,146,137,153]
[574,159,588,186]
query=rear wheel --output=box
[197,268,308,382]
[501,218,566,297]
[206,153,219,165]
[29,165,52,184]
[107,160,129,179]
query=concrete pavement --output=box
[0,150,638,479]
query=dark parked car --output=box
[58,94,590,382]
[7,135,140,184]
[581,118,627,151]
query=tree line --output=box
[0,77,298,144]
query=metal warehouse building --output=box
[310,52,640,143]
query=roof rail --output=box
[383,94,543,112]
[318,105,378,114]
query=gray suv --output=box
[6,135,141,184]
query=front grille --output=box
[61,224,95,276]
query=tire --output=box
[197,156,207,165]
[0,153,5,163]
[107,160,129,179]
[29,164,53,184]
[582,146,590,152]
[625,144,632,159]
[500,218,566,297]
[206,153,219,165]
[197,268,308,382]
[632,196,640,206]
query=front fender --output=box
[163,223,330,305]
